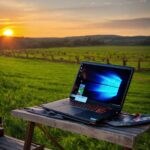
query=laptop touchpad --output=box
[54,105,84,115]
[75,111,102,120]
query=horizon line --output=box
[0,34,150,39]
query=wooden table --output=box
[12,98,150,150]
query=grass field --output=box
[0,46,150,149]
[2,46,150,69]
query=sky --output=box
[0,0,150,37]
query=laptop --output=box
[42,62,134,125]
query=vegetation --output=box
[0,35,150,50]
[1,46,150,71]
[0,45,150,150]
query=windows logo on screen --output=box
[87,73,122,101]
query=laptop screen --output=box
[70,62,134,107]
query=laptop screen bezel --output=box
[69,61,134,111]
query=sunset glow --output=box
[0,0,149,37]
[3,29,14,37]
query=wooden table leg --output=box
[24,122,35,150]
[37,124,65,150]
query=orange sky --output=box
[0,0,150,37]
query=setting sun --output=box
[3,29,14,37]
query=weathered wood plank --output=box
[103,124,149,135]
[0,136,50,150]
[12,98,150,148]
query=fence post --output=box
[75,56,80,64]
[50,54,54,61]
[122,57,127,66]
[137,58,142,71]
[106,57,110,64]
[24,49,29,58]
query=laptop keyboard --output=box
[70,101,112,114]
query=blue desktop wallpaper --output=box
[86,73,122,101]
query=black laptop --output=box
[42,62,134,125]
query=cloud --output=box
[87,18,150,29]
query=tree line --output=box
[0,35,150,50]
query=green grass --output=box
[0,54,150,150]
